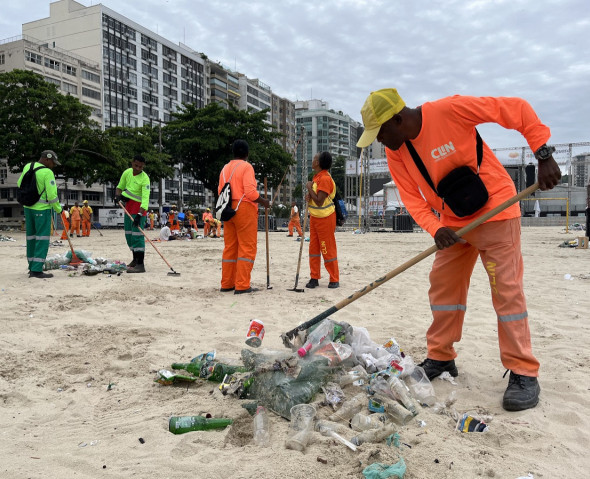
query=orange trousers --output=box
[288,218,303,236]
[190,219,198,231]
[427,217,539,377]
[61,218,70,240]
[221,201,258,291]
[70,219,81,236]
[82,219,91,236]
[309,213,339,283]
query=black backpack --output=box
[333,191,347,226]
[215,162,244,222]
[17,162,47,207]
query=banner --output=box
[345,158,389,175]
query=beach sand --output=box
[0,225,588,478]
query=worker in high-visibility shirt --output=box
[114,154,150,273]
[207,216,222,238]
[17,150,64,278]
[69,201,82,237]
[81,200,93,237]
[202,208,213,236]
[287,201,303,237]
[218,139,269,294]
[187,210,198,232]
[305,152,339,289]
[356,88,562,411]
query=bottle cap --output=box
[297,347,307,357]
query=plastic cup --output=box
[285,404,316,452]
[245,319,265,347]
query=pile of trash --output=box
[44,250,127,274]
[0,234,16,242]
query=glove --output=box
[133,214,141,228]
[114,195,124,205]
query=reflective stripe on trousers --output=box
[308,213,339,282]
[24,208,52,272]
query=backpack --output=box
[215,162,244,222]
[334,191,347,226]
[17,162,47,207]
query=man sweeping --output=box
[357,88,561,411]
[17,150,63,278]
[114,155,150,273]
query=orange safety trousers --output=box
[82,220,91,236]
[288,218,303,236]
[61,218,70,240]
[309,213,339,283]
[70,220,81,236]
[427,218,539,377]
[190,219,198,231]
[221,201,258,291]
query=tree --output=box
[164,103,293,197]
[0,70,105,180]
[331,155,346,196]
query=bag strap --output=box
[221,161,246,211]
[405,129,483,197]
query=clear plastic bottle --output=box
[373,394,414,425]
[351,423,397,446]
[253,406,270,446]
[337,365,369,387]
[314,419,350,435]
[350,412,387,432]
[297,319,334,357]
[328,392,367,422]
[387,376,418,416]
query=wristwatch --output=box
[534,144,555,162]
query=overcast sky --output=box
[1,0,589,150]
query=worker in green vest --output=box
[17,150,63,278]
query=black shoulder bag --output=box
[405,130,488,217]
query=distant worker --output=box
[69,201,82,237]
[306,152,340,289]
[287,200,303,237]
[207,216,222,238]
[188,210,198,232]
[202,208,213,236]
[114,154,150,273]
[218,139,269,294]
[169,205,180,231]
[17,150,63,278]
[81,200,93,237]
[148,210,155,230]
[61,208,70,240]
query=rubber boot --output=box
[128,252,145,273]
[128,251,137,269]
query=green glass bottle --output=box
[171,361,206,376]
[171,362,248,382]
[168,416,233,434]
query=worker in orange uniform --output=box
[218,139,269,294]
[81,200,93,237]
[169,205,180,232]
[305,152,339,289]
[69,201,82,237]
[202,208,212,236]
[61,208,70,240]
[148,210,155,230]
[207,216,222,238]
[287,201,303,237]
[356,88,562,411]
[187,210,198,232]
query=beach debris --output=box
[456,413,489,433]
[436,371,458,385]
[154,369,197,385]
[563,273,574,280]
[515,474,534,479]
[322,382,345,410]
[0,234,16,242]
[168,416,233,434]
[317,456,328,464]
[362,458,406,478]
[138,437,145,444]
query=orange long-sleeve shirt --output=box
[218,159,259,205]
[386,95,551,236]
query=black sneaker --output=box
[305,279,319,288]
[418,358,459,380]
[234,287,260,294]
[328,282,339,288]
[29,271,54,279]
[220,287,235,292]
[502,371,540,411]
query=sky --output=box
[1,0,589,150]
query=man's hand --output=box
[133,214,141,228]
[537,157,561,191]
[434,227,465,250]
[114,195,123,205]
[260,198,270,209]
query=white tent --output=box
[383,181,405,211]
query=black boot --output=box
[502,371,540,411]
[128,251,137,269]
[418,358,459,380]
[128,252,145,273]
[305,278,319,288]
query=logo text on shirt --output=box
[431,142,456,161]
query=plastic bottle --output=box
[314,420,351,436]
[168,416,233,434]
[297,319,334,357]
[328,393,367,422]
[350,412,387,432]
[253,406,270,446]
[351,423,397,446]
[387,376,418,416]
[337,365,369,387]
[373,394,414,426]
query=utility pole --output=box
[158,122,163,219]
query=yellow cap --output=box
[83,200,88,204]
[356,88,406,148]
[206,208,210,211]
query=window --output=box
[0,54,4,65]
[44,76,61,87]
[82,70,100,83]
[162,45,177,60]
[62,82,77,94]
[67,191,79,201]
[82,87,101,100]
[141,48,157,63]
[83,193,100,202]
[141,34,157,49]
[62,64,77,76]
[44,58,60,70]
[163,86,177,99]
[163,72,177,86]
[25,50,42,65]
[162,59,177,73]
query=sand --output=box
[0,225,588,478]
